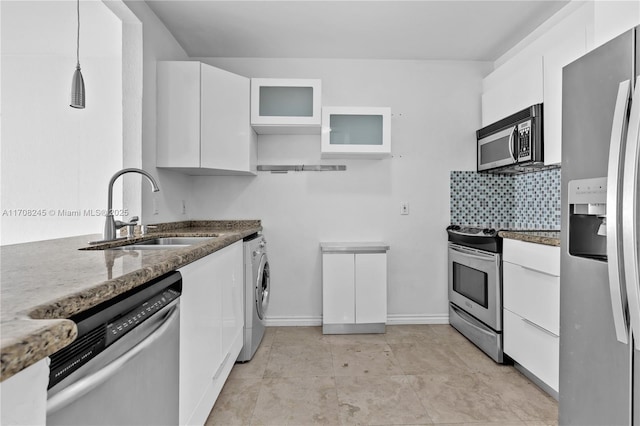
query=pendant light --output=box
[70,0,85,108]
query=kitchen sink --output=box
[108,236,219,250]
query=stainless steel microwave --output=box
[477,104,543,173]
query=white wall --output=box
[1,0,123,245]
[123,1,194,225]
[190,58,490,324]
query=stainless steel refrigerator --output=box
[560,27,640,425]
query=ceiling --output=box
[145,0,570,61]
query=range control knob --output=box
[482,228,496,235]
[446,225,461,231]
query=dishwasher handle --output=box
[47,304,180,415]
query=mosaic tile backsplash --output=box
[450,168,561,230]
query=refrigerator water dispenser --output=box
[568,177,608,261]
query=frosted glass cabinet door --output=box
[321,107,391,158]
[250,78,321,134]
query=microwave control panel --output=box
[517,120,532,160]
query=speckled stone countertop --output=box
[498,230,560,247]
[0,220,261,382]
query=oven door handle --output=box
[449,245,496,262]
[450,303,496,338]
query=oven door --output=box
[448,243,501,331]
[477,125,517,171]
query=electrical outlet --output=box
[400,202,409,215]
[153,198,159,215]
[181,200,186,215]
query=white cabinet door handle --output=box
[521,317,558,338]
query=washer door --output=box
[255,255,270,320]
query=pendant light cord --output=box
[76,0,80,67]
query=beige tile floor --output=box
[206,325,558,426]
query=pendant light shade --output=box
[70,65,85,109]
[70,0,85,109]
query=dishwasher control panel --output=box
[106,288,180,346]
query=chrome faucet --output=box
[103,168,160,241]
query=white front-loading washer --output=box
[237,233,270,362]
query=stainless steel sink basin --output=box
[108,236,218,250]
[136,237,218,245]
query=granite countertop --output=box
[498,230,560,247]
[0,220,261,382]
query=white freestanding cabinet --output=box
[250,78,322,134]
[321,107,392,159]
[178,241,244,425]
[157,61,257,175]
[320,242,389,334]
[503,238,560,398]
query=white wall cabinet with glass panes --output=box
[321,107,391,159]
[250,78,321,134]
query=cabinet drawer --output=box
[503,239,560,276]
[504,309,559,392]
[503,261,560,335]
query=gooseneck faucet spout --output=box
[103,168,160,241]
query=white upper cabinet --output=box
[542,10,588,166]
[481,3,590,166]
[591,1,640,50]
[481,56,544,128]
[250,78,322,134]
[157,61,257,175]
[321,107,391,159]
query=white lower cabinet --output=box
[503,239,560,395]
[321,243,389,334]
[0,358,49,426]
[178,241,244,425]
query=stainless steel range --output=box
[446,225,504,363]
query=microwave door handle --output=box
[508,126,517,162]
[623,76,640,350]
[606,79,630,344]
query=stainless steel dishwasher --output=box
[46,271,182,425]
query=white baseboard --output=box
[386,314,449,325]
[264,314,449,327]
[264,316,322,327]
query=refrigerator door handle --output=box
[622,76,640,350]
[606,79,631,344]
